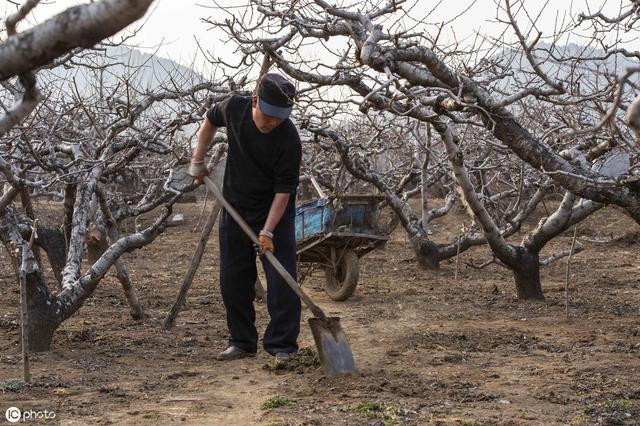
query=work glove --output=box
[258,230,275,254]
[187,159,208,183]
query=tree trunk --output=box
[26,314,57,352]
[2,211,58,351]
[63,184,76,250]
[35,227,67,287]
[87,225,144,319]
[24,271,59,352]
[412,239,440,270]
[420,160,430,228]
[512,250,545,301]
[20,187,40,265]
[113,258,145,320]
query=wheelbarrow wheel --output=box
[324,249,359,301]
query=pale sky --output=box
[4,0,634,73]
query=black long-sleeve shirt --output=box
[207,95,302,211]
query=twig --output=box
[297,262,315,286]
[164,201,221,330]
[20,218,38,384]
[465,256,508,270]
[565,225,579,320]
[192,186,209,233]
[579,235,618,244]
[454,235,461,281]
[6,0,42,33]
[539,246,584,265]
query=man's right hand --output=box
[187,159,208,183]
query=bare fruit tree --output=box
[206,0,639,298]
[0,0,236,351]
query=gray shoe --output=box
[216,346,255,361]
[274,351,297,362]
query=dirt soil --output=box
[0,200,639,425]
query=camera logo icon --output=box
[5,407,21,423]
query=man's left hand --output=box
[258,230,274,254]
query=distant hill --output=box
[40,45,205,96]
[490,42,639,93]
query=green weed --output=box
[604,399,634,411]
[355,401,401,424]
[263,348,320,373]
[262,395,292,410]
[142,411,160,419]
[0,379,25,393]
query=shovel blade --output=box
[308,317,357,375]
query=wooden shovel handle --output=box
[203,176,326,319]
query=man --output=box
[188,73,302,362]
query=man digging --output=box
[188,73,302,363]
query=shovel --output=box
[202,176,357,375]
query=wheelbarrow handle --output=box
[202,176,326,319]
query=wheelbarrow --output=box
[295,176,388,301]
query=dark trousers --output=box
[218,198,301,355]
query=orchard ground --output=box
[0,198,638,425]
